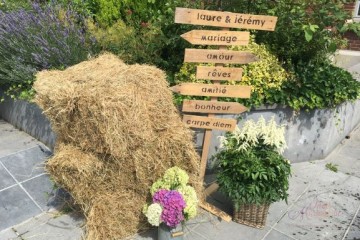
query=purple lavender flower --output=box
[0,2,97,93]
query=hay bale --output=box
[34,53,180,158]
[86,192,147,240]
[34,53,202,239]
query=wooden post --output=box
[200,29,229,182]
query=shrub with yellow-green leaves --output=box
[174,38,290,108]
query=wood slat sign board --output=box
[182,100,248,114]
[181,30,250,46]
[175,7,277,31]
[197,66,243,81]
[183,115,236,131]
[174,6,277,221]
[184,48,258,64]
[170,83,252,98]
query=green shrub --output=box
[174,39,289,107]
[219,0,357,67]
[216,117,291,206]
[0,0,31,11]
[88,19,167,66]
[282,60,360,111]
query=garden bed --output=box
[1,92,360,164]
[197,100,360,165]
[0,92,56,150]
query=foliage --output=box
[87,19,167,67]
[144,167,198,224]
[325,163,338,173]
[84,0,201,82]
[216,117,291,207]
[0,0,32,11]
[219,0,356,67]
[0,3,97,100]
[173,39,289,107]
[281,60,360,111]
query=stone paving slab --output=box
[0,163,16,189]
[2,212,85,240]
[345,211,360,240]
[273,169,360,240]
[1,120,360,240]
[0,120,42,158]
[263,229,297,240]
[21,174,64,211]
[0,228,18,240]
[0,185,42,231]
[1,145,50,182]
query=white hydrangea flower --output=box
[145,203,162,226]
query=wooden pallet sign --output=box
[175,7,277,31]
[170,83,252,98]
[196,66,243,81]
[181,30,250,46]
[182,100,247,114]
[184,48,258,64]
[183,115,236,131]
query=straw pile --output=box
[34,53,201,239]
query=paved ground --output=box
[0,119,360,240]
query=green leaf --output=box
[304,29,313,42]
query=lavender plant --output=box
[0,3,96,99]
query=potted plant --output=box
[143,167,198,240]
[215,116,291,228]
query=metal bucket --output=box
[158,223,184,240]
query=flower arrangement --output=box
[143,167,198,228]
[216,116,291,208]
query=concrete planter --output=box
[0,94,56,150]
[196,100,360,166]
[1,92,360,164]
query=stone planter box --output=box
[1,92,360,164]
[196,100,360,166]
[0,94,56,150]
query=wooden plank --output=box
[197,66,243,81]
[183,115,236,131]
[181,30,250,46]
[199,201,232,222]
[175,7,277,31]
[170,83,252,98]
[204,182,220,196]
[184,49,258,64]
[182,100,248,114]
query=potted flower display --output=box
[143,167,198,240]
[216,116,291,228]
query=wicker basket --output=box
[233,203,270,229]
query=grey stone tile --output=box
[0,228,19,240]
[274,171,360,240]
[264,229,298,240]
[266,176,310,227]
[326,154,360,178]
[0,121,40,158]
[189,218,270,240]
[1,146,50,182]
[128,229,157,240]
[0,185,42,231]
[291,161,326,181]
[13,212,84,240]
[345,211,360,240]
[21,174,64,211]
[0,164,16,190]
